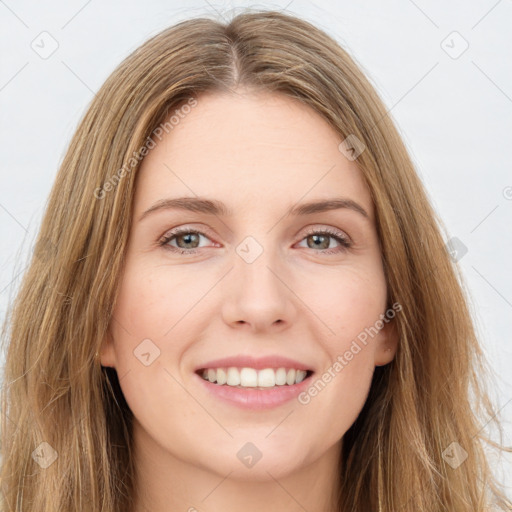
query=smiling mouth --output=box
[196,367,314,389]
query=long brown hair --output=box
[1,9,510,511]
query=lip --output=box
[193,371,314,410]
[194,355,313,372]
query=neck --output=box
[131,421,342,512]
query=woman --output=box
[1,9,510,512]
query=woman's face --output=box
[101,89,398,482]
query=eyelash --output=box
[157,226,352,256]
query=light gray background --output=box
[1,0,511,494]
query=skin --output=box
[100,88,398,512]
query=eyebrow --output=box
[138,196,370,222]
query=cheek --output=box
[308,263,388,344]
[294,265,386,430]
[111,259,209,348]
[107,262,208,451]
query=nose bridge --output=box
[236,233,284,300]
[222,233,294,329]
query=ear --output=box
[99,325,117,368]
[374,317,399,367]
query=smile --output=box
[197,366,314,388]
[194,366,315,410]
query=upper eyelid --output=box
[161,224,216,241]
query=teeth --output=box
[257,368,275,387]
[275,367,287,385]
[216,367,227,385]
[240,368,258,387]
[227,367,241,386]
[199,367,310,388]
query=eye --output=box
[295,227,352,255]
[158,226,352,256]
[158,227,215,255]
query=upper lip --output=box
[195,355,314,373]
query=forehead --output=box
[134,90,374,220]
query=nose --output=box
[221,246,297,333]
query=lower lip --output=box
[194,372,313,410]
